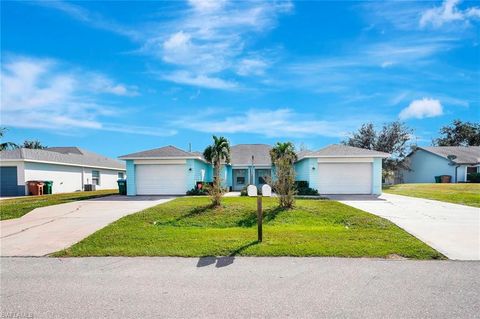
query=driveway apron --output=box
[330,193,480,260]
[0,195,175,256]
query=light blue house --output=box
[119,144,389,196]
[400,146,480,183]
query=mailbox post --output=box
[247,184,272,242]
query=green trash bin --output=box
[117,179,127,195]
[434,176,441,183]
[43,181,53,194]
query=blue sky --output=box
[1,0,479,157]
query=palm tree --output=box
[0,127,18,151]
[270,142,297,163]
[203,136,231,207]
[270,142,297,209]
[22,140,47,149]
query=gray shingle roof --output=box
[418,146,480,164]
[0,147,125,170]
[119,145,201,159]
[299,144,390,159]
[230,144,272,165]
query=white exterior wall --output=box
[24,162,124,194]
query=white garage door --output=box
[136,164,186,195]
[317,163,372,194]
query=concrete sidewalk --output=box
[1,257,479,319]
[0,195,175,256]
[330,193,480,260]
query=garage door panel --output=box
[136,164,186,195]
[317,163,372,194]
[0,167,20,197]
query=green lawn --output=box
[55,197,443,259]
[0,189,119,220]
[384,183,480,208]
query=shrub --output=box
[186,187,208,196]
[467,172,480,183]
[295,181,319,196]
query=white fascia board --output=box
[1,158,125,171]
[119,156,205,162]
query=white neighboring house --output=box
[0,147,126,196]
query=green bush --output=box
[295,181,319,196]
[467,172,480,183]
[186,187,208,196]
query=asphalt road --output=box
[1,257,479,319]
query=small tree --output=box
[270,142,297,209]
[433,120,480,146]
[203,136,231,207]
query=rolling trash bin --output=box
[434,176,441,183]
[117,179,127,195]
[43,181,53,195]
[27,181,44,196]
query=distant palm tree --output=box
[203,136,231,207]
[0,127,18,151]
[22,140,47,149]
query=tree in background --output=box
[203,136,231,207]
[433,120,480,146]
[22,140,47,149]
[270,142,297,209]
[343,121,412,179]
[0,128,18,151]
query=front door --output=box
[233,169,248,191]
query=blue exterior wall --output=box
[187,159,213,190]
[372,158,382,195]
[126,160,136,196]
[401,150,462,183]
[294,158,319,190]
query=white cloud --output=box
[144,1,292,88]
[399,98,443,120]
[162,71,237,89]
[236,58,269,76]
[187,0,227,13]
[420,0,480,28]
[174,108,358,138]
[88,74,139,96]
[0,56,173,136]
[37,0,292,90]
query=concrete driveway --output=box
[0,195,175,256]
[330,193,480,260]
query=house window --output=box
[92,170,100,185]
[118,172,125,179]
[236,176,245,185]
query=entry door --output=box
[135,164,186,195]
[317,163,372,194]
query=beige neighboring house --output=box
[0,147,125,196]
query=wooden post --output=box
[257,195,263,242]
